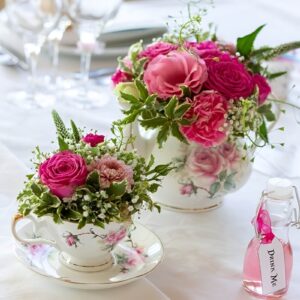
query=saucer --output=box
[14,223,163,290]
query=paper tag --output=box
[258,237,286,295]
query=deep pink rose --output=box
[139,42,178,61]
[82,133,105,147]
[204,59,254,100]
[143,50,208,99]
[88,155,134,189]
[218,143,240,167]
[39,151,88,199]
[111,69,132,86]
[187,147,224,179]
[252,74,271,105]
[181,91,228,147]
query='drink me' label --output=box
[258,237,286,295]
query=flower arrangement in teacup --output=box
[111,3,300,210]
[12,111,172,271]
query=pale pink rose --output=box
[82,133,105,147]
[180,91,228,147]
[143,50,208,99]
[252,74,271,105]
[88,155,134,189]
[39,151,88,199]
[204,57,254,100]
[28,244,46,256]
[218,143,240,167]
[134,247,144,255]
[139,41,178,61]
[126,255,138,267]
[180,184,194,196]
[104,227,127,245]
[187,147,224,179]
[111,69,132,86]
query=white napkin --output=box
[0,143,170,300]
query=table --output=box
[1,1,300,299]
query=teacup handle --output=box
[11,213,57,247]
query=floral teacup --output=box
[12,214,131,272]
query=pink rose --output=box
[111,69,132,86]
[181,91,228,147]
[204,59,254,100]
[185,40,218,55]
[82,133,105,147]
[252,74,271,105]
[39,151,88,199]
[139,42,178,61]
[143,50,208,99]
[88,155,134,189]
[180,184,194,196]
[187,147,224,179]
[104,227,127,245]
[218,143,240,167]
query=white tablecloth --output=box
[1,0,300,299]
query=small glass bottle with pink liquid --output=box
[243,178,300,298]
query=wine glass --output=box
[63,0,123,108]
[5,0,62,108]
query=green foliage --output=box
[70,120,81,143]
[52,110,69,139]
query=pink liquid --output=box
[243,238,293,299]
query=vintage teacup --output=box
[12,214,131,272]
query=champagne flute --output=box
[5,0,62,108]
[63,0,123,108]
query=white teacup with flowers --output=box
[12,111,171,272]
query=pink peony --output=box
[252,74,271,105]
[204,58,254,100]
[104,227,127,245]
[139,41,178,61]
[39,151,88,199]
[180,184,194,196]
[82,133,105,147]
[88,155,134,189]
[187,147,224,179]
[143,50,208,99]
[218,142,240,167]
[111,69,132,86]
[181,91,228,147]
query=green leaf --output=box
[164,97,178,118]
[94,219,105,228]
[41,193,61,208]
[120,92,141,105]
[178,118,195,126]
[26,174,34,180]
[107,181,127,197]
[157,123,170,148]
[135,79,148,100]
[237,24,265,57]
[209,182,221,196]
[144,94,157,106]
[78,218,87,229]
[257,104,276,122]
[64,209,82,220]
[86,171,100,189]
[180,85,191,98]
[267,71,287,80]
[218,170,227,181]
[224,180,236,190]
[174,103,191,119]
[140,117,167,128]
[121,110,140,124]
[52,110,69,139]
[31,183,42,197]
[258,120,269,143]
[58,136,69,151]
[149,183,161,193]
[70,120,80,143]
[171,122,188,144]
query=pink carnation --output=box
[252,74,271,105]
[39,151,88,199]
[88,155,134,189]
[181,91,228,147]
[82,133,105,147]
[111,69,132,86]
[139,41,178,61]
[143,50,208,99]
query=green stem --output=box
[269,98,300,110]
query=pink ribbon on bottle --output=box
[254,207,275,244]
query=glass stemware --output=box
[63,0,122,108]
[5,0,62,108]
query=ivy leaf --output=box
[135,79,148,101]
[180,85,191,98]
[120,110,140,124]
[157,123,171,148]
[78,218,87,229]
[94,219,105,228]
[70,120,81,143]
[140,117,167,128]
[144,94,157,106]
[120,92,141,105]
[237,24,265,57]
[107,181,127,197]
[174,103,191,119]
[64,209,82,220]
[58,136,69,151]
[86,171,100,190]
[31,183,42,197]
[41,193,61,208]
[164,97,178,118]
[171,122,188,144]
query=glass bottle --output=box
[243,178,299,299]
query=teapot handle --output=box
[11,213,58,247]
